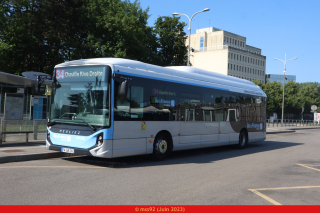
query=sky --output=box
[131,0,320,83]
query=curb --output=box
[266,130,295,134]
[0,152,74,164]
[289,127,320,130]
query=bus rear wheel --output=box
[152,133,172,160]
[237,130,248,149]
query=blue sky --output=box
[132,0,320,83]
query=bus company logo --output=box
[247,123,260,129]
[153,89,159,94]
[59,129,81,135]
[56,70,65,79]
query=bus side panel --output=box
[180,122,219,144]
[113,121,180,139]
[112,138,147,158]
[219,121,237,144]
[248,132,266,143]
[113,121,180,156]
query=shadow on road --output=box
[63,140,303,168]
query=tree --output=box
[253,80,283,115]
[83,0,158,63]
[297,82,320,114]
[0,0,188,76]
[284,80,300,114]
[153,16,187,66]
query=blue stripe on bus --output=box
[117,71,229,91]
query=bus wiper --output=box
[74,118,97,132]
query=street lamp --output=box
[173,8,210,66]
[274,54,298,127]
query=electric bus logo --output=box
[56,70,65,79]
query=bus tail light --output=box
[96,133,104,147]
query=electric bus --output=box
[46,58,266,160]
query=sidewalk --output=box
[0,126,319,164]
[266,125,320,134]
[0,140,72,164]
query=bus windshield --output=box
[49,66,111,128]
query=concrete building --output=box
[188,27,266,83]
[265,74,296,86]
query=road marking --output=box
[296,163,320,172]
[250,185,320,191]
[0,166,109,169]
[250,163,320,205]
[249,186,320,205]
[248,189,282,205]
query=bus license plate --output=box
[61,148,74,154]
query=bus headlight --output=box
[96,133,104,147]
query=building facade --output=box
[265,74,296,85]
[188,27,266,83]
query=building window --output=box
[240,55,241,61]
[240,41,242,46]
[258,60,260,66]
[251,58,252,63]
[228,63,230,69]
[200,36,204,51]
[234,54,236,60]
[263,61,265,66]
[227,37,229,43]
[242,67,244,72]
[245,67,246,73]
[237,65,238,71]
[237,55,238,60]
[231,53,233,59]
[224,36,226,43]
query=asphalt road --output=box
[0,129,319,205]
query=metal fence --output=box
[0,117,47,142]
[266,119,319,127]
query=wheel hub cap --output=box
[158,140,167,154]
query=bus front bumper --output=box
[46,139,113,158]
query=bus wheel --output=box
[153,133,171,160]
[237,130,248,149]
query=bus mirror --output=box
[119,80,128,97]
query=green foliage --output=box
[0,0,187,76]
[253,80,320,116]
[153,16,187,66]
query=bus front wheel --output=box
[237,130,248,149]
[153,133,172,160]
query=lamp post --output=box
[274,54,298,127]
[173,8,210,66]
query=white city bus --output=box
[46,58,266,160]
